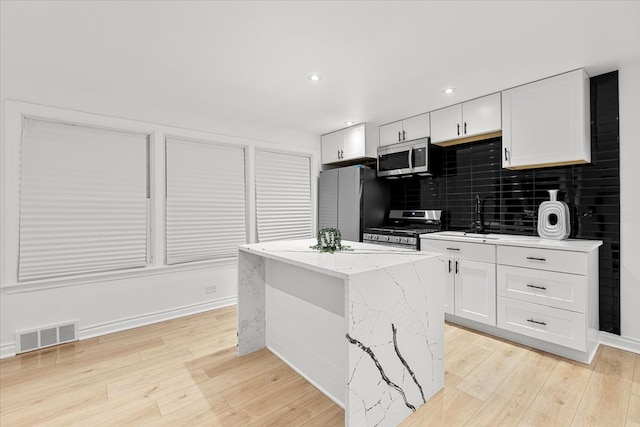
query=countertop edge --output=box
[419,234,603,252]
[239,240,441,278]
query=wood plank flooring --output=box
[1,306,637,426]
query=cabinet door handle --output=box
[504,147,509,161]
[446,247,460,251]
[402,130,406,141]
[527,319,547,326]
[526,284,547,291]
[448,259,452,273]
[526,256,546,262]
[457,123,460,136]
[464,122,467,135]
[455,260,459,274]
[398,131,402,142]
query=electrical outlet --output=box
[205,286,217,294]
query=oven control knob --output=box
[372,235,378,240]
[382,235,389,242]
[402,237,408,244]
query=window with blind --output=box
[165,137,247,265]
[18,118,150,282]
[255,150,313,242]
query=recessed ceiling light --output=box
[307,73,322,82]
[344,121,354,126]
[442,87,456,95]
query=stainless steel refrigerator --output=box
[318,165,389,242]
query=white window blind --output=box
[165,137,247,264]
[255,150,312,242]
[18,118,150,282]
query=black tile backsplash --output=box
[390,71,621,334]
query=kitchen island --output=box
[237,239,444,427]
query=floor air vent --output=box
[16,321,78,354]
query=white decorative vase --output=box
[537,190,570,240]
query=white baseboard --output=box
[0,342,15,359]
[598,331,640,354]
[0,296,237,359]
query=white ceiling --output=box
[2,1,639,138]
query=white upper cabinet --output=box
[430,104,462,144]
[321,123,379,165]
[431,93,501,145]
[463,93,502,138]
[502,69,590,170]
[379,120,403,147]
[402,113,431,142]
[379,112,430,146]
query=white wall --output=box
[619,61,640,343]
[0,99,320,358]
[0,44,321,359]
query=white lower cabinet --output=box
[422,235,601,362]
[496,244,598,355]
[421,239,496,326]
[497,296,586,351]
[456,259,496,325]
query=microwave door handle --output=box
[408,147,413,171]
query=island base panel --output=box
[266,284,346,406]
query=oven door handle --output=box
[408,147,413,171]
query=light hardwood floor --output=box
[1,306,638,426]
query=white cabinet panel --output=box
[379,113,430,147]
[431,93,501,145]
[421,239,495,263]
[379,121,403,146]
[402,113,430,142]
[321,123,378,164]
[421,237,495,324]
[430,104,462,144]
[497,296,586,351]
[321,131,343,164]
[497,265,586,312]
[497,245,586,275]
[462,93,501,138]
[343,125,366,159]
[455,259,496,326]
[502,69,590,169]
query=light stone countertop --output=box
[420,231,602,252]
[239,238,439,280]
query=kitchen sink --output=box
[436,231,500,240]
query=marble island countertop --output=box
[239,239,438,280]
[421,231,603,252]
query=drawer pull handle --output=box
[527,319,547,326]
[526,284,547,290]
[446,247,460,251]
[526,256,546,262]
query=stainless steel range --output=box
[363,209,442,250]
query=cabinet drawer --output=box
[497,265,586,312]
[421,239,495,263]
[497,297,586,351]
[497,245,586,275]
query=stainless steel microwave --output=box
[377,138,431,178]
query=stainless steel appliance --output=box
[377,138,431,178]
[363,209,442,250]
[318,165,390,242]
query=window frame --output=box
[1,101,318,293]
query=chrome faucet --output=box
[473,195,484,233]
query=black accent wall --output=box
[390,71,620,334]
